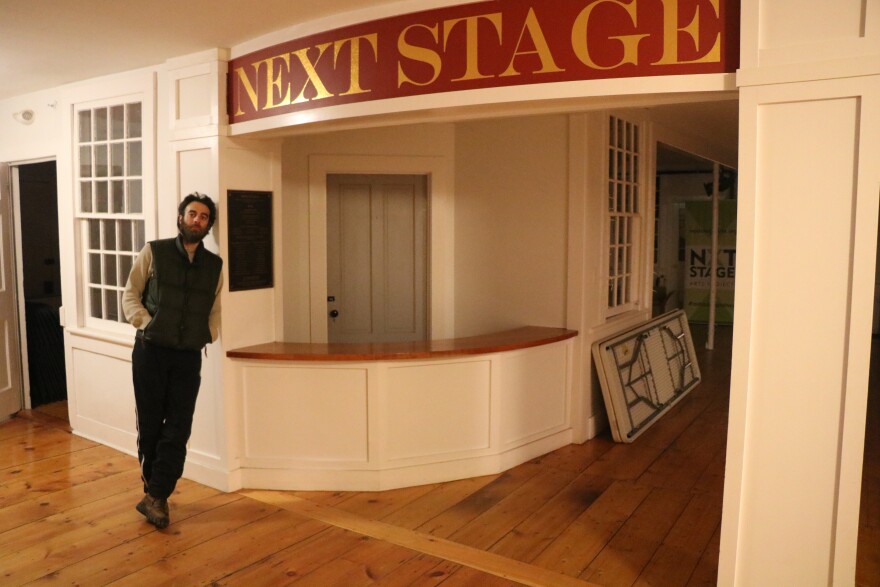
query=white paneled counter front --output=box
[227,327,577,491]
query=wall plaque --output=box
[227,190,273,291]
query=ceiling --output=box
[1,0,738,162]
[0,0,394,101]
[653,101,739,171]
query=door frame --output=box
[10,158,59,411]
[308,155,454,343]
[0,158,56,415]
[9,164,29,411]
[9,157,64,410]
[0,162,23,419]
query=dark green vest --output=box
[141,237,222,350]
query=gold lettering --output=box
[654,0,721,65]
[291,43,335,104]
[443,13,503,81]
[398,23,443,88]
[500,7,564,77]
[571,0,648,70]
[334,34,379,96]
[255,54,292,110]
[233,65,260,116]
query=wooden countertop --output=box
[226,326,577,362]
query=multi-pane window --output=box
[76,102,145,325]
[607,115,641,314]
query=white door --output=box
[0,164,23,420]
[327,174,427,343]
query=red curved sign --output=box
[228,0,740,123]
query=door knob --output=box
[329,309,339,318]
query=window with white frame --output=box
[76,100,146,328]
[607,115,641,315]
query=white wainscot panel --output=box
[499,344,569,447]
[187,341,222,460]
[177,148,212,196]
[385,359,491,461]
[243,365,368,462]
[176,71,212,122]
[754,0,875,68]
[167,53,227,138]
[737,95,859,584]
[72,348,136,448]
[760,0,865,50]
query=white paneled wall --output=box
[68,341,135,450]
[721,0,880,583]
[233,339,574,492]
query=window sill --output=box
[64,325,136,348]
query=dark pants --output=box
[132,338,202,500]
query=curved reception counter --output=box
[227,327,578,491]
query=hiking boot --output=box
[136,494,170,529]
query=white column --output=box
[719,1,880,584]
[158,49,282,491]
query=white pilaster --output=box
[720,1,880,584]
[158,49,283,491]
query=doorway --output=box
[654,144,737,333]
[326,173,428,344]
[16,161,65,409]
[857,218,880,580]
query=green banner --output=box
[684,200,736,324]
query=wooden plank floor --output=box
[1,326,877,586]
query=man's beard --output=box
[179,222,207,244]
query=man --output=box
[122,192,223,529]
